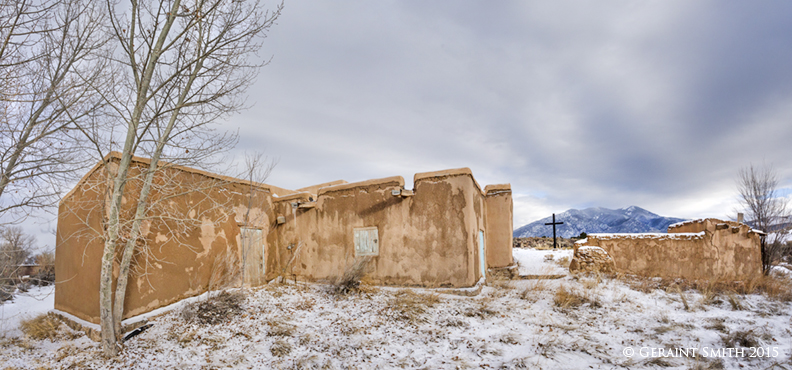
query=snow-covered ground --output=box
[512,247,573,276]
[0,285,54,337]
[1,250,791,369]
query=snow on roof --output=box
[588,232,705,240]
[577,245,606,252]
[668,219,704,228]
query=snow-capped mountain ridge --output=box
[513,206,686,238]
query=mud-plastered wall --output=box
[55,155,276,324]
[484,184,513,268]
[579,219,762,280]
[271,169,489,288]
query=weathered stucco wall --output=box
[484,184,513,268]
[577,219,762,280]
[271,169,492,288]
[55,155,274,325]
[56,157,514,327]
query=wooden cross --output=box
[545,213,564,249]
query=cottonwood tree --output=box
[0,226,34,278]
[736,164,792,274]
[0,0,107,225]
[89,0,282,356]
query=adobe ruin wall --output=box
[576,218,762,280]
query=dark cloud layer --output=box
[228,1,792,227]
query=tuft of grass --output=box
[519,279,548,302]
[20,314,62,341]
[722,329,759,348]
[385,289,440,324]
[678,287,691,311]
[726,293,743,310]
[267,318,296,337]
[463,297,499,319]
[554,256,571,268]
[181,290,246,325]
[329,257,371,295]
[439,317,468,328]
[704,318,729,334]
[294,297,315,311]
[499,332,521,345]
[553,285,600,309]
[270,339,292,357]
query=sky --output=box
[16,1,792,250]
[222,0,792,229]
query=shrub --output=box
[553,285,600,309]
[181,290,245,325]
[20,314,62,340]
[329,257,371,295]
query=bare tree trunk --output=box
[736,164,791,275]
[93,0,282,356]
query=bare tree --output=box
[238,152,276,286]
[87,0,282,356]
[0,0,107,225]
[0,226,35,297]
[736,163,792,275]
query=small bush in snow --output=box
[181,290,245,325]
[519,279,549,303]
[329,257,371,296]
[553,285,600,309]
[20,313,63,341]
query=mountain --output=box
[513,206,687,238]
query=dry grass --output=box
[553,285,600,309]
[519,279,549,302]
[554,256,571,268]
[721,329,759,348]
[619,273,792,303]
[181,290,246,325]
[329,257,371,296]
[294,297,315,311]
[463,297,499,319]
[270,339,292,357]
[385,289,441,324]
[20,314,63,341]
[266,318,296,337]
[677,287,691,311]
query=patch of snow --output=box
[0,285,54,337]
[590,232,705,240]
[577,246,606,253]
[668,219,703,228]
[512,248,571,275]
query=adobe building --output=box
[571,218,763,280]
[54,153,513,327]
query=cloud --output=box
[225,0,792,227]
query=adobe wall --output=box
[55,157,276,325]
[484,184,513,268]
[577,218,762,280]
[270,169,490,288]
